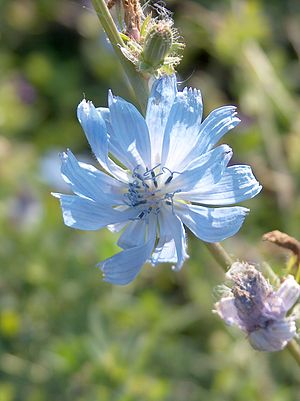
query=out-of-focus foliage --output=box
[0,0,300,399]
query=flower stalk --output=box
[91,0,149,113]
[204,242,234,270]
[204,241,300,367]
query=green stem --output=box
[287,341,300,366]
[91,0,149,113]
[204,242,233,270]
[205,241,300,367]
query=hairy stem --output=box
[91,0,149,113]
[205,241,300,368]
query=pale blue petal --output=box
[117,219,147,249]
[95,107,114,146]
[77,100,128,182]
[96,107,133,169]
[52,194,136,230]
[178,165,262,205]
[167,145,232,195]
[249,320,297,351]
[107,206,132,232]
[276,276,300,313]
[96,107,110,123]
[197,106,240,154]
[60,149,125,204]
[152,211,178,265]
[157,209,188,270]
[171,106,239,166]
[108,91,151,169]
[214,297,244,328]
[152,238,177,265]
[146,74,177,165]
[160,86,203,170]
[77,99,107,165]
[99,218,157,285]
[98,105,158,172]
[176,203,249,242]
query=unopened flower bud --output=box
[140,21,173,72]
[120,9,184,76]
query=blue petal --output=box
[96,107,110,123]
[99,218,157,285]
[178,165,262,205]
[197,106,240,154]
[96,107,113,143]
[161,87,203,171]
[146,75,177,165]
[77,100,128,182]
[77,99,109,168]
[117,219,147,249]
[108,91,151,170]
[97,106,142,169]
[152,238,177,265]
[156,209,188,270]
[52,194,136,230]
[176,203,249,242]
[167,145,232,195]
[107,221,128,233]
[60,149,125,204]
[152,211,178,265]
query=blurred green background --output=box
[1,0,300,399]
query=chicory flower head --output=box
[215,262,300,351]
[53,75,261,285]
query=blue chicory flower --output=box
[214,262,300,351]
[53,75,261,285]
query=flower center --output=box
[124,164,181,220]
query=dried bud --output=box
[214,262,300,352]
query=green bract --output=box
[120,15,185,76]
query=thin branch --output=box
[204,242,233,271]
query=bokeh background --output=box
[1,0,300,399]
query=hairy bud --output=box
[120,7,184,76]
[140,21,173,72]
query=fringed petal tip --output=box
[108,89,115,105]
[77,98,93,120]
[98,259,142,286]
[171,253,189,271]
[59,148,74,161]
[101,272,136,286]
